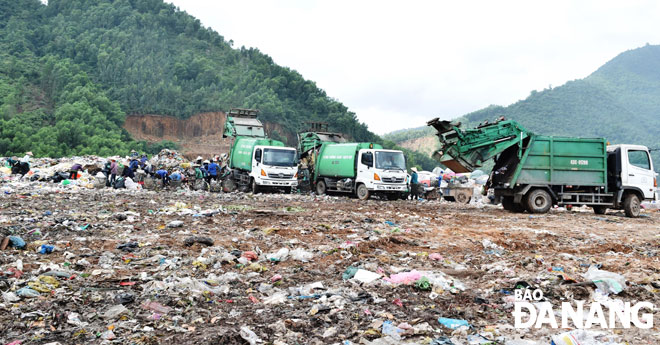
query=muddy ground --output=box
[1,189,659,344]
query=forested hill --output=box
[385,44,660,169]
[0,0,436,168]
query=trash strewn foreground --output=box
[1,185,659,344]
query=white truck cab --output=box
[250,146,298,193]
[607,144,657,216]
[356,149,408,199]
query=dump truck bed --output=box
[494,136,608,188]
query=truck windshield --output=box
[375,151,406,170]
[263,149,297,167]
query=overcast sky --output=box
[168,0,660,134]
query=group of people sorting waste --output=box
[94,151,231,190]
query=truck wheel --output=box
[502,196,525,213]
[525,189,552,214]
[315,180,327,195]
[251,179,259,194]
[222,178,236,193]
[455,191,470,204]
[593,206,607,215]
[501,197,514,211]
[623,193,641,218]
[356,183,370,200]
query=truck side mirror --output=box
[255,149,262,163]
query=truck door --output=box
[623,148,655,199]
[357,150,374,184]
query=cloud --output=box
[168,0,660,134]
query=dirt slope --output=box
[123,113,297,160]
[123,112,230,159]
[399,135,438,157]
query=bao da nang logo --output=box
[513,288,654,329]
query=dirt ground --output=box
[1,189,659,344]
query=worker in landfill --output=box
[195,156,203,166]
[17,152,32,177]
[129,156,139,173]
[193,164,204,180]
[207,158,220,183]
[139,154,148,168]
[130,149,138,158]
[122,160,135,180]
[410,167,420,200]
[6,156,20,174]
[109,158,118,186]
[219,153,228,168]
[154,167,170,187]
[69,162,83,180]
[170,168,182,184]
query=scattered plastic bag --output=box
[583,266,626,294]
[352,269,381,284]
[437,317,470,330]
[290,248,313,262]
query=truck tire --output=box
[222,178,236,193]
[502,196,525,213]
[593,206,607,215]
[315,180,327,195]
[356,183,370,200]
[525,189,552,214]
[251,179,259,194]
[455,191,471,204]
[623,193,641,218]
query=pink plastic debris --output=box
[242,251,258,261]
[141,301,172,314]
[429,253,443,261]
[384,271,422,285]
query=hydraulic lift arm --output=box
[426,118,532,173]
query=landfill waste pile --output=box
[1,170,660,344]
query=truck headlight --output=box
[261,169,266,176]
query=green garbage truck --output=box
[222,108,298,193]
[427,117,657,217]
[298,124,408,200]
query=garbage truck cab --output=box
[250,145,298,193]
[607,144,657,211]
[356,148,408,198]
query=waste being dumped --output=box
[1,162,659,344]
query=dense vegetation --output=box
[387,44,660,170]
[0,0,437,169]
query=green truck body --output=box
[505,136,607,188]
[229,137,285,171]
[314,142,382,181]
